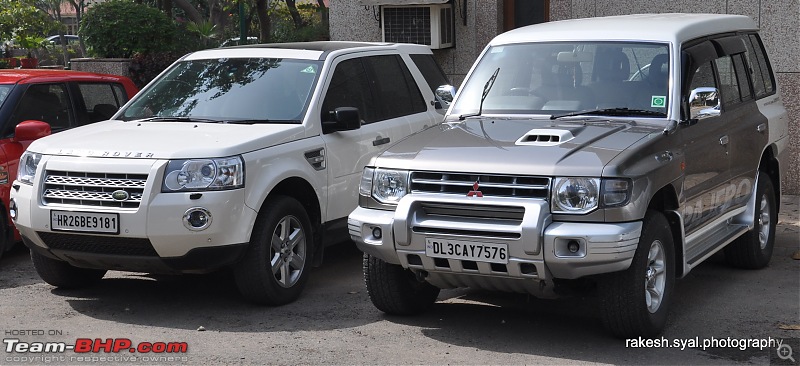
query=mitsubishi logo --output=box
[467,181,483,197]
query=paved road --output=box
[0,197,798,365]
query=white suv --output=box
[10,41,451,305]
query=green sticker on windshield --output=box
[301,65,317,74]
[651,96,666,108]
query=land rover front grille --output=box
[410,172,550,199]
[42,170,148,208]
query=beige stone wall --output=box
[330,0,799,194]
[69,58,132,78]
[330,0,502,86]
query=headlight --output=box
[368,168,409,204]
[162,156,244,192]
[17,151,42,185]
[552,177,600,214]
[552,177,633,214]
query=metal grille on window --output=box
[383,7,432,45]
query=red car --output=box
[0,69,138,259]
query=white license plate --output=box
[425,238,508,264]
[50,210,119,234]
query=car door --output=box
[320,53,431,221]
[680,42,732,234]
[7,83,74,133]
[718,36,769,210]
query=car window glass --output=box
[0,85,11,109]
[78,83,123,123]
[450,42,670,116]
[410,54,451,94]
[9,83,74,134]
[321,58,377,123]
[112,84,127,104]
[714,56,741,106]
[364,55,427,120]
[742,35,766,98]
[120,58,321,122]
[732,54,752,101]
[747,34,775,96]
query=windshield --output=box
[119,58,322,123]
[0,85,12,109]
[450,42,670,118]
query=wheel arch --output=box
[759,144,781,213]
[260,177,324,265]
[646,183,685,278]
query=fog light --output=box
[567,240,580,253]
[372,226,382,239]
[8,199,17,220]
[183,207,212,231]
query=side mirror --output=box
[14,120,51,142]
[322,107,361,134]
[688,87,720,120]
[434,85,456,109]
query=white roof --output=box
[491,13,758,45]
[185,48,325,61]
[183,41,432,61]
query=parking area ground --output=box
[0,196,797,365]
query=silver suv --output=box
[348,14,789,337]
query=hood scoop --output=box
[515,129,575,146]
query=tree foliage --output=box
[0,0,54,47]
[80,0,177,58]
[270,1,328,43]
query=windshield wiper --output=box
[550,108,666,120]
[138,116,222,123]
[458,67,500,121]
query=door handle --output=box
[719,135,729,145]
[757,123,767,133]
[373,136,391,146]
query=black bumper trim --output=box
[23,234,248,273]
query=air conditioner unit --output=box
[381,4,454,49]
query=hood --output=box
[28,120,307,159]
[378,117,660,176]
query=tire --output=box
[30,251,106,289]
[234,195,312,305]
[724,173,776,269]
[599,210,675,338]
[363,254,440,315]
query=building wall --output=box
[330,0,502,86]
[330,0,799,194]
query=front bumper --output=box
[10,155,257,273]
[348,194,642,290]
